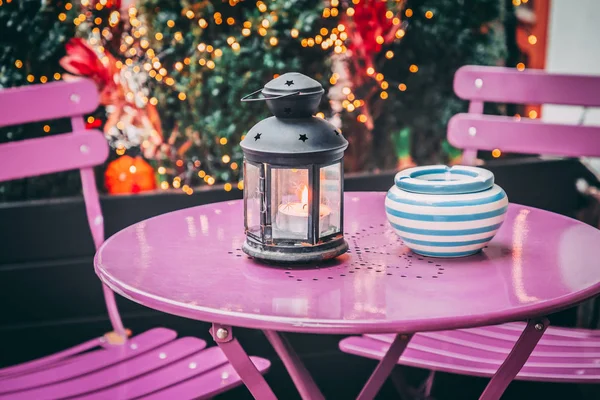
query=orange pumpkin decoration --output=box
[105,156,156,194]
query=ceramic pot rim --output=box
[394,165,494,195]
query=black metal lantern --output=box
[240,72,349,263]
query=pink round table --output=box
[95,192,600,400]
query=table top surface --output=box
[95,192,600,334]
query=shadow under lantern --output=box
[240,72,349,263]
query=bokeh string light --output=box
[55,0,448,193]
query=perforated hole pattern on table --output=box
[225,224,474,282]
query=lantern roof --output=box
[240,72,348,165]
[240,116,348,164]
[263,72,324,97]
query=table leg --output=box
[263,330,325,400]
[357,333,413,400]
[210,324,277,400]
[479,318,549,400]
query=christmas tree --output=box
[137,0,509,180]
[137,0,336,193]
[333,0,507,170]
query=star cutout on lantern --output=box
[254,133,262,141]
[284,107,292,114]
[299,134,308,142]
[285,80,294,86]
[334,129,340,136]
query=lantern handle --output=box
[241,88,301,102]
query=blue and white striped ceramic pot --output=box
[385,165,508,257]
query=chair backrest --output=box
[448,66,600,165]
[0,79,108,248]
[0,79,126,337]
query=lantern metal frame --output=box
[243,158,346,262]
[242,156,348,262]
[240,72,349,263]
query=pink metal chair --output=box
[339,66,600,396]
[0,79,269,399]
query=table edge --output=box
[96,195,600,334]
[95,262,600,335]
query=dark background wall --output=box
[1,158,598,399]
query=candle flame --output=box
[301,185,308,204]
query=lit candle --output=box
[276,186,331,236]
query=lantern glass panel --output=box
[271,168,310,241]
[319,163,342,238]
[244,161,262,239]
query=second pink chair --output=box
[340,66,600,398]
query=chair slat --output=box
[448,113,600,158]
[454,66,600,107]
[0,80,99,128]
[0,328,176,393]
[0,130,109,182]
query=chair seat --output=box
[0,328,270,400]
[339,322,600,383]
